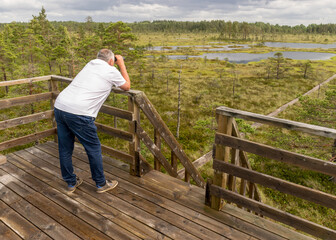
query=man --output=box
[54,49,130,193]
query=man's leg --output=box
[64,114,106,187]
[54,108,77,186]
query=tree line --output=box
[0,7,141,90]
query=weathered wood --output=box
[0,128,56,151]
[0,155,7,165]
[154,129,161,171]
[95,122,133,142]
[48,79,58,142]
[101,144,133,164]
[135,92,205,188]
[171,151,178,175]
[100,105,133,121]
[0,75,52,87]
[46,141,314,240]
[177,151,212,179]
[0,92,53,110]
[136,125,177,177]
[212,115,233,210]
[210,184,336,240]
[213,160,336,210]
[128,97,141,176]
[0,110,54,130]
[217,106,336,139]
[215,133,336,176]
[0,220,22,240]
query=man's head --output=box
[97,49,114,65]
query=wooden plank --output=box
[210,184,336,240]
[136,124,177,177]
[47,141,310,240]
[0,92,53,110]
[0,110,54,130]
[4,155,141,240]
[0,155,7,165]
[100,144,133,164]
[215,133,336,176]
[0,221,21,240]
[135,92,205,188]
[217,106,336,139]
[20,147,165,240]
[10,150,195,240]
[0,181,80,240]
[31,144,232,240]
[95,122,133,142]
[0,201,51,239]
[0,75,51,87]
[213,160,336,210]
[0,128,57,151]
[100,105,133,121]
[128,96,140,176]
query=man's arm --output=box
[115,55,130,91]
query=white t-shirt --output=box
[55,59,126,118]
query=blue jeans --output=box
[54,108,106,186]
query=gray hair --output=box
[97,49,114,62]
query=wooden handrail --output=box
[0,92,53,110]
[0,75,52,87]
[209,183,336,240]
[135,92,206,188]
[215,133,336,176]
[0,110,53,130]
[217,106,336,139]
[213,160,336,210]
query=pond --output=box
[264,42,336,49]
[167,51,336,64]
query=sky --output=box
[0,0,335,26]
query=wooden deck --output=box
[0,142,314,240]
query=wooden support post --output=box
[205,178,213,206]
[171,151,178,175]
[185,171,191,183]
[211,114,233,210]
[0,154,7,165]
[154,129,161,171]
[129,96,140,176]
[48,79,58,142]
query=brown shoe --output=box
[96,180,118,193]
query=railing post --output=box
[48,78,58,142]
[154,129,161,171]
[211,114,233,210]
[171,151,178,175]
[128,95,140,176]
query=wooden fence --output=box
[0,75,205,188]
[205,106,336,240]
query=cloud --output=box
[0,0,334,26]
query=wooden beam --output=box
[217,106,336,139]
[0,76,52,87]
[136,124,177,177]
[0,128,56,151]
[101,144,133,164]
[135,92,205,188]
[95,122,133,142]
[0,92,53,110]
[0,110,54,130]
[100,105,133,121]
[177,151,212,178]
[210,185,336,240]
[215,133,336,176]
[213,160,336,210]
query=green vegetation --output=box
[1,7,336,231]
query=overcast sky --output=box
[1,0,335,26]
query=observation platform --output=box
[0,142,313,240]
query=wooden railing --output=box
[0,75,205,188]
[206,106,336,239]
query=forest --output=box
[1,7,336,231]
